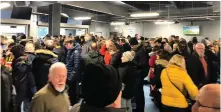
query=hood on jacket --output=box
[35,49,58,58]
[155,59,169,67]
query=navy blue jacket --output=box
[65,43,82,82]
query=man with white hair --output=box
[191,43,212,88]
[29,62,70,112]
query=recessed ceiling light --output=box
[0,2,11,9]
[74,17,91,20]
[130,12,159,17]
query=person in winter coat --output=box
[29,62,70,112]
[1,46,13,112]
[151,50,171,89]
[11,44,37,112]
[84,42,104,65]
[192,43,212,87]
[119,38,131,53]
[109,43,122,69]
[71,63,126,112]
[32,40,58,91]
[161,54,199,112]
[81,34,92,58]
[64,37,82,105]
[118,51,137,112]
[25,42,36,64]
[148,46,160,81]
[129,38,149,112]
[192,84,220,112]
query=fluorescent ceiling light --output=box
[0,2,11,9]
[155,21,175,25]
[110,22,125,25]
[61,13,69,18]
[130,12,159,17]
[74,17,91,20]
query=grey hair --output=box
[49,62,66,76]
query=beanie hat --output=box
[129,38,138,45]
[122,51,135,62]
[82,63,122,107]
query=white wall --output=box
[89,22,110,39]
[110,20,220,41]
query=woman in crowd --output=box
[11,44,37,112]
[161,54,199,112]
[109,42,122,69]
[118,51,137,112]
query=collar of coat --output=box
[35,49,58,58]
[155,59,169,67]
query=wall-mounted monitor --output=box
[11,6,32,20]
[183,26,200,35]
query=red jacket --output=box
[99,45,112,65]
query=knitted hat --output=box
[82,63,122,107]
[129,38,138,45]
[122,51,135,62]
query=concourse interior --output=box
[0,1,220,112]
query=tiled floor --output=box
[144,85,160,112]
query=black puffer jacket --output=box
[84,50,104,66]
[12,56,37,105]
[110,51,122,69]
[1,65,13,112]
[118,62,137,99]
[32,49,58,90]
[132,45,149,79]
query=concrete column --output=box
[49,3,61,36]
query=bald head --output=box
[192,84,220,112]
[90,42,97,50]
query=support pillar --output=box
[49,3,61,36]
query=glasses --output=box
[197,101,220,109]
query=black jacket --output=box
[151,59,169,88]
[120,43,131,53]
[204,48,220,83]
[12,56,37,105]
[32,49,58,90]
[84,50,104,66]
[132,45,149,79]
[110,51,122,69]
[71,103,126,112]
[25,52,36,65]
[1,65,13,112]
[189,52,209,87]
[118,62,137,99]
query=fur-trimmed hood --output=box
[35,49,58,58]
[155,59,169,67]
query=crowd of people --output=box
[1,33,220,112]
